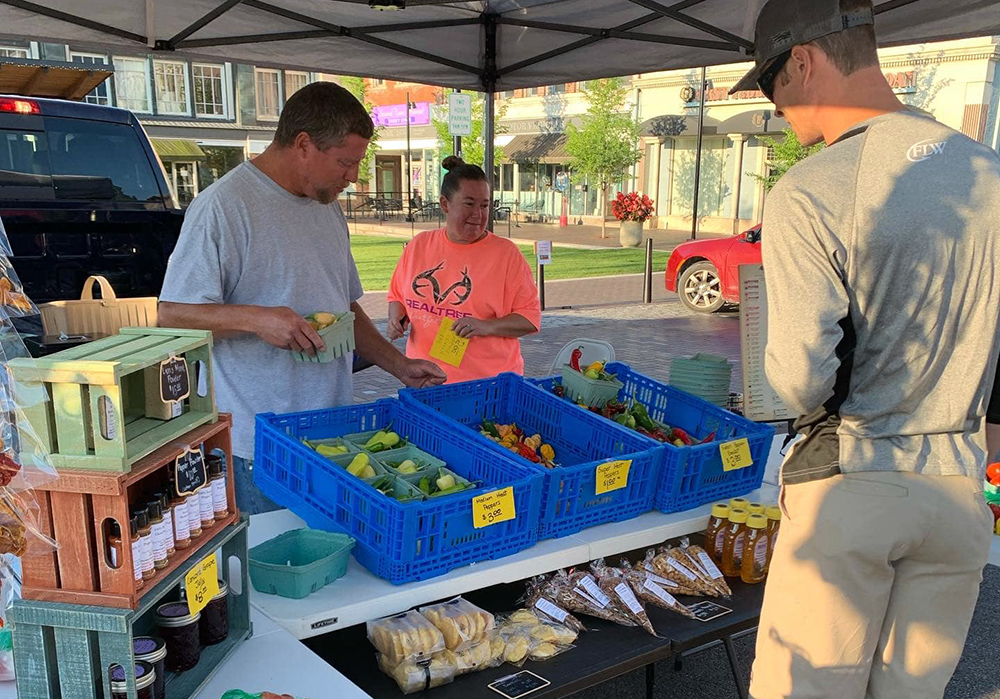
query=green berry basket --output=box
[248,528,356,599]
[397,466,476,498]
[292,311,356,364]
[560,364,624,408]
[378,444,447,476]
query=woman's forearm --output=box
[485,313,537,338]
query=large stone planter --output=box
[619,220,643,247]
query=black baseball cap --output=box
[730,0,875,95]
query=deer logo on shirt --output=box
[412,262,473,306]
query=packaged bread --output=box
[367,610,446,664]
[419,597,495,652]
[440,637,494,675]
[496,611,576,667]
[377,652,456,694]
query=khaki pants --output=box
[749,471,993,699]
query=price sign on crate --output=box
[719,438,753,472]
[160,355,191,403]
[175,446,208,496]
[185,554,219,616]
[473,487,516,529]
[595,459,631,495]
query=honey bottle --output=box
[741,513,769,583]
[704,503,730,561]
[764,506,782,573]
[720,508,749,577]
[729,497,749,511]
[748,502,765,516]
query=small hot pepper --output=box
[569,347,584,372]
[699,431,717,444]
[671,428,693,446]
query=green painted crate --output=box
[11,517,250,699]
[7,327,218,472]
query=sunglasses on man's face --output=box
[757,51,792,102]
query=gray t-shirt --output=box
[160,161,363,458]
[763,111,1000,483]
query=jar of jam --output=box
[156,602,202,672]
[132,636,167,699]
[208,456,230,521]
[109,660,155,699]
[200,579,230,645]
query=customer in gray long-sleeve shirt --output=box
[737,2,1000,698]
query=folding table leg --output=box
[645,663,656,699]
[723,635,749,699]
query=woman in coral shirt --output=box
[387,156,540,383]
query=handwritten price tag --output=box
[595,460,631,495]
[429,318,470,368]
[720,438,753,472]
[185,555,219,617]
[472,487,516,529]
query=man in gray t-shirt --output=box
[159,83,445,514]
[734,1,999,698]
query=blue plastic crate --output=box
[532,363,775,512]
[254,399,543,584]
[400,373,662,539]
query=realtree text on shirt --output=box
[387,228,541,383]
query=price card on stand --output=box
[185,554,219,616]
[175,446,207,496]
[595,459,631,494]
[719,438,753,472]
[160,354,191,403]
[473,487,516,528]
[429,318,469,368]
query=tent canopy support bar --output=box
[177,29,336,48]
[496,16,741,51]
[167,0,245,47]
[0,0,146,43]
[875,0,923,14]
[353,17,482,33]
[626,0,753,51]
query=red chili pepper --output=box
[672,428,693,446]
[570,347,583,372]
[518,444,539,462]
[700,431,717,444]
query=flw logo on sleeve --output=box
[906,139,947,162]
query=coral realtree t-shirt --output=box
[388,228,541,382]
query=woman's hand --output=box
[453,317,494,339]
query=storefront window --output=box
[154,61,189,115]
[193,64,226,117]
[114,57,152,113]
[657,139,673,215]
[70,53,111,106]
[669,136,730,218]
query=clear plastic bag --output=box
[656,546,723,597]
[679,538,733,597]
[0,488,56,558]
[0,561,15,682]
[439,637,494,675]
[590,559,657,636]
[619,560,697,620]
[495,610,576,667]
[376,652,456,694]
[0,254,38,319]
[419,596,494,652]
[521,576,587,633]
[367,610,446,665]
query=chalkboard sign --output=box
[175,447,207,496]
[160,356,191,404]
[489,671,550,699]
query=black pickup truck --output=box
[0,94,182,305]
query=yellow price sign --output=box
[429,318,470,368]
[720,438,753,472]
[472,487,516,529]
[595,460,632,495]
[185,554,220,617]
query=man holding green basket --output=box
[159,82,445,514]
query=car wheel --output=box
[678,261,725,313]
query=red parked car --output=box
[664,224,762,313]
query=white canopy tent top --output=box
[3,0,999,93]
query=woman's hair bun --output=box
[442,155,466,171]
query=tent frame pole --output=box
[483,13,498,234]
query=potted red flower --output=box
[611,192,654,247]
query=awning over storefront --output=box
[502,133,569,163]
[151,138,206,160]
[0,59,112,100]
[639,115,721,138]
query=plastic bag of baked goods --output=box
[439,636,495,675]
[419,597,494,652]
[368,610,446,665]
[377,652,456,694]
[495,611,576,667]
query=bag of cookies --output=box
[377,652,456,694]
[419,597,494,652]
[367,610,446,665]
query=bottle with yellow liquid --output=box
[741,513,769,583]
[764,506,782,573]
[704,503,730,561]
[720,508,749,577]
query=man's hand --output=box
[396,358,447,388]
[254,306,324,355]
[387,315,410,341]
[453,317,494,339]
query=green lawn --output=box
[351,235,670,291]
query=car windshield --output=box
[0,116,163,202]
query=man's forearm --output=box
[352,302,405,376]
[158,301,257,339]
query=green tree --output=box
[342,76,381,188]
[749,128,824,193]
[565,78,641,238]
[433,94,508,172]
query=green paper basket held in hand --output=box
[292,311,355,364]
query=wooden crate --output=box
[11,517,250,699]
[8,327,217,472]
[21,415,239,609]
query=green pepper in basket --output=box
[631,400,659,431]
